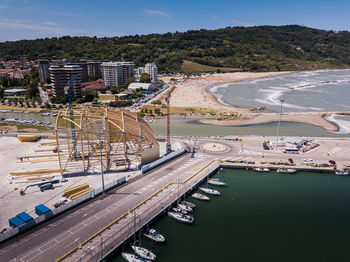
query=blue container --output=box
[35,204,51,216]
[9,216,25,227]
[16,212,33,223]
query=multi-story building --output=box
[145,63,158,83]
[87,61,102,79]
[49,65,82,99]
[101,61,135,87]
[68,61,88,82]
[38,59,50,83]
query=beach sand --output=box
[168,71,344,132]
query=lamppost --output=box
[97,121,105,193]
[275,99,284,150]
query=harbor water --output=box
[149,118,350,138]
[110,169,350,262]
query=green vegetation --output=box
[181,60,239,74]
[139,73,151,83]
[1,25,350,72]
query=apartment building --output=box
[101,61,135,87]
[49,65,82,99]
[145,63,158,83]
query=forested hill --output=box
[1,25,350,72]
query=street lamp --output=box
[275,99,284,150]
[96,121,105,193]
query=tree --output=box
[84,89,99,102]
[139,73,151,83]
[127,75,136,85]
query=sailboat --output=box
[199,187,220,196]
[121,253,145,262]
[131,246,157,261]
[207,178,226,186]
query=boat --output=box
[172,207,188,215]
[143,228,165,243]
[177,203,193,212]
[253,167,270,172]
[131,245,157,261]
[276,167,297,174]
[192,193,210,201]
[335,170,350,176]
[181,201,196,208]
[168,211,194,224]
[208,178,226,186]
[199,187,220,196]
[121,252,145,262]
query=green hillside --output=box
[1,25,350,73]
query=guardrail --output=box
[141,149,187,173]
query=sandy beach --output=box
[167,71,348,132]
[170,72,291,113]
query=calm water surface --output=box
[110,169,350,262]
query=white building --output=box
[101,61,135,87]
[145,63,158,83]
[128,82,156,91]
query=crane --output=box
[165,93,171,152]
[64,73,80,160]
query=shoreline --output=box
[168,70,350,134]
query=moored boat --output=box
[121,253,145,262]
[192,193,210,201]
[335,170,350,176]
[181,201,196,208]
[277,167,297,174]
[208,178,226,186]
[168,211,194,224]
[143,228,165,243]
[253,166,270,172]
[131,245,157,261]
[177,203,193,212]
[172,207,188,215]
[199,187,220,196]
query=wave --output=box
[325,114,350,134]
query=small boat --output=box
[335,170,350,176]
[208,178,226,186]
[177,203,193,212]
[199,187,220,196]
[181,201,196,208]
[192,193,210,201]
[121,253,144,262]
[131,245,157,261]
[143,228,165,243]
[253,167,270,172]
[168,211,194,224]
[172,207,188,215]
[277,167,297,174]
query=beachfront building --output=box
[101,61,135,87]
[87,61,102,79]
[38,59,50,83]
[68,61,89,82]
[49,65,82,99]
[145,63,158,83]
[4,88,26,98]
[128,82,156,91]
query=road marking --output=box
[82,209,95,217]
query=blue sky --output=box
[0,0,349,42]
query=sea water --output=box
[110,169,350,262]
[209,70,350,134]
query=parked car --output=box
[302,159,308,164]
[288,158,294,164]
[329,160,336,165]
[308,158,314,164]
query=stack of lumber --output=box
[63,183,94,200]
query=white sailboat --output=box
[177,203,193,212]
[131,245,157,261]
[168,211,194,224]
[192,193,210,201]
[199,187,220,196]
[181,201,196,208]
[253,166,270,172]
[143,228,165,243]
[172,207,188,215]
[277,167,297,174]
[122,253,145,262]
[208,178,226,186]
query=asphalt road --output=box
[0,149,216,262]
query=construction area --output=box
[0,107,162,231]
